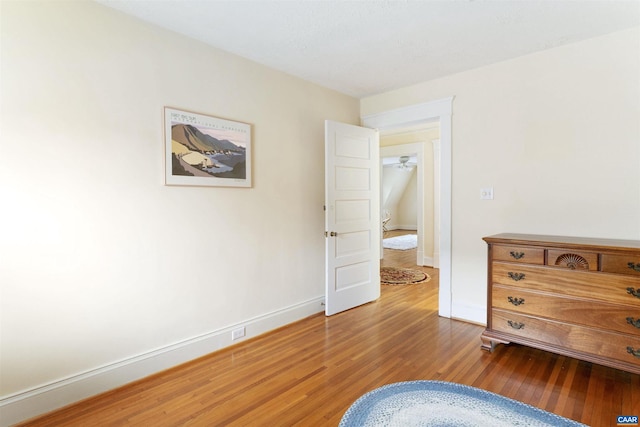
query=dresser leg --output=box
[481,336,495,352]
[481,333,510,352]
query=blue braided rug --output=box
[339,381,586,427]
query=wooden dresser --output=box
[481,233,640,375]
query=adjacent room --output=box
[1,1,639,425]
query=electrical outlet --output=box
[231,327,246,341]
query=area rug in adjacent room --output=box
[339,381,586,427]
[383,234,417,250]
[381,267,430,285]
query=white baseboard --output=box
[421,255,434,267]
[432,251,440,268]
[387,225,417,231]
[451,301,486,326]
[0,297,325,427]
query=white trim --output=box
[432,140,441,268]
[451,301,487,326]
[363,98,453,130]
[388,224,418,230]
[0,297,325,427]
[363,97,453,318]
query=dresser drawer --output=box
[492,310,640,367]
[492,245,544,265]
[492,262,640,306]
[492,285,640,336]
[601,253,640,277]
[547,249,598,271]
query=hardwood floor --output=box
[19,233,639,426]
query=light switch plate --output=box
[480,187,494,200]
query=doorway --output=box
[381,151,420,266]
[380,139,437,268]
[362,97,453,318]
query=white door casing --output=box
[432,140,441,268]
[325,120,380,316]
[362,97,453,318]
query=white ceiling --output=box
[97,0,640,98]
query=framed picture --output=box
[164,107,252,187]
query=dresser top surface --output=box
[483,233,640,251]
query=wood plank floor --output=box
[19,231,640,426]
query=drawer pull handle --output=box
[626,317,640,329]
[507,320,525,330]
[510,251,525,260]
[507,296,525,306]
[508,272,525,281]
[628,262,640,272]
[627,346,640,358]
[626,287,640,299]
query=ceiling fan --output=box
[397,155,415,170]
[381,155,417,168]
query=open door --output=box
[325,120,380,316]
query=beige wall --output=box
[397,170,418,228]
[363,27,640,321]
[0,0,358,410]
[381,165,417,229]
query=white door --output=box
[325,120,380,316]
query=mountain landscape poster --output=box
[164,107,252,187]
